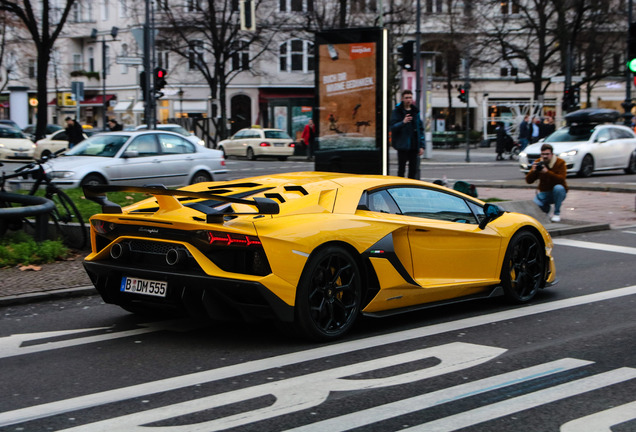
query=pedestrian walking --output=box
[107,118,123,131]
[302,118,315,161]
[495,122,509,161]
[518,115,530,151]
[390,89,425,179]
[525,143,568,222]
[64,117,84,148]
[530,117,542,143]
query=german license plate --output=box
[14,152,28,157]
[274,143,284,147]
[120,276,167,298]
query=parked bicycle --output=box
[0,151,87,249]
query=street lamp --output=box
[178,88,184,118]
[91,26,119,129]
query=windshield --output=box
[544,125,595,143]
[264,130,292,139]
[0,127,27,139]
[138,125,192,136]
[64,134,129,157]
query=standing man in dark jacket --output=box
[390,89,425,178]
[65,117,84,148]
[517,115,530,151]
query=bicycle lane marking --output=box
[1,284,636,427]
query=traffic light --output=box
[397,40,415,71]
[154,68,167,98]
[562,86,573,112]
[457,86,467,103]
[572,85,580,108]
[628,22,636,73]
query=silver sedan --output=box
[10,131,228,189]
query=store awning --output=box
[113,100,133,112]
[132,102,145,112]
[80,94,115,106]
[258,88,314,103]
[431,96,477,108]
[179,101,207,113]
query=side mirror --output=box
[122,150,139,158]
[479,203,504,230]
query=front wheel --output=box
[246,147,256,161]
[80,174,106,187]
[577,154,594,177]
[295,246,362,341]
[48,190,87,250]
[500,231,544,303]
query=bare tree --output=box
[0,0,78,139]
[472,0,624,103]
[147,0,290,142]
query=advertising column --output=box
[315,28,388,175]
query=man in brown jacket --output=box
[525,143,568,222]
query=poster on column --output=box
[314,28,388,175]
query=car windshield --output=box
[544,125,594,143]
[0,127,27,139]
[264,130,292,139]
[64,134,129,157]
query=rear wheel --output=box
[246,147,256,161]
[47,189,86,250]
[295,246,361,341]
[625,153,636,174]
[500,231,544,303]
[190,170,212,184]
[577,154,594,177]
[219,146,226,158]
[40,150,52,159]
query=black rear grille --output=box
[128,240,178,255]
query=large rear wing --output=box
[83,184,279,222]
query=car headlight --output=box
[519,151,526,158]
[50,171,76,179]
[197,139,205,146]
[559,150,578,157]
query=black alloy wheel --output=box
[500,231,545,303]
[295,246,362,341]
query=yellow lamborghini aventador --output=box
[82,172,557,341]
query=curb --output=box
[0,285,96,307]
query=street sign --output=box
[71,81,84,102]
[116,56,143,65]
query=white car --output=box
[0,125,35,160]
[519,123,636,177]
[33,129,89,159]
[218,128,295,160]
[135,123,205,146]
[11,131,227,190]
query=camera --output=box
[534,161,544,171]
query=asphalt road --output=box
[1,229,635,431]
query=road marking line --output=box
[1,285,635,427]
[286,359,591,432]
[402,368,636,432]
[560,400,636,432]
[552,239,636,255]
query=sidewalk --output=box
[1,147,634,306]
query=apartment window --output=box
[500,0,519,15]
[86,0,94,21]
[71,2,81,22]
[189,40,205,70]
[118,0,126,17]
[232,40,249,71]
[279,39,314,72]
[280,0,313,12]
[351,0,376,13]
[88,47,95,72]
[28,59,36,79]
[72,53,82,71]
[186,0,202,12]
[157,47,170,70]
[120,44,129,74]
[426,0,443,13]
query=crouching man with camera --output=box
[525,143,568,222]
